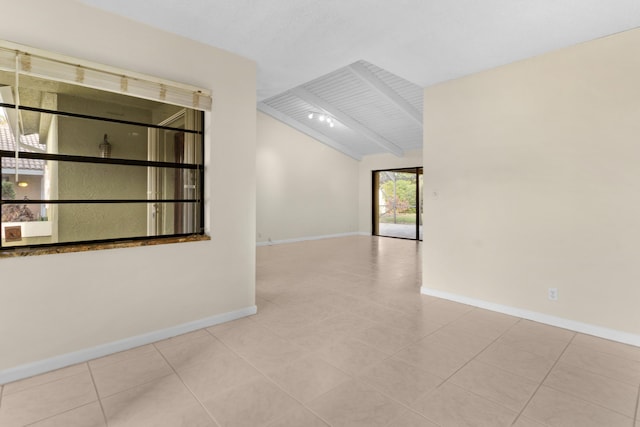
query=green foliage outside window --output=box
[381,178,416,213]
[2,180,15,200]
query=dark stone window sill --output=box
[0,234,211,258]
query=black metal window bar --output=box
[0,103,205,250]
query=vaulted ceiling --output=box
[78,0,640,159]
[258,60,423,160]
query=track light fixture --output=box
[307,111,336,128]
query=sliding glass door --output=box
[373,167,423,240]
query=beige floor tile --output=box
[314,292,370,313]
[419,299,474,325]
[206,316,256,336]
[411,382,518,426]
[476,342,555,382]
[177,350,262,401]
[255,298,280,317]
[375,292,435,314]
[297,299,348,321]
[281,323,344,351]
[2,364,89,396]
[349,323,418,354]
[561,344,640,386]
[27,402,105,427]
[358,358,443,405]
[382,313,445,340]
[211,321,277,350]
[307,379,405,427]
[544,362,638,417]
[572,334,640,362]
[443,308,518,340]
[351,302,408,325]
[511,416,548,426]
[387,410,439,427]
[0,372,97,427]
[508,319,575,343]
[522,385,633,427]
[102,374,214,427]
[339,281,387,298]
[234,338,308,374]
[422,328,495,358]
[496,329,570,360]
[449,360,539,412]
[214,322,308,373]
[314,312,378,337]
[393,339,474,378]
[203,377,302,427]
[266,406,329,427]
[317,337,390,374]
[88,345,157,370]
[266,354,351,402]
[156,333,233,371]
[90,348,173,398]
[267,286,330,307]
[153,329,211,350]
[252,305,322,334]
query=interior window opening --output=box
[0,45,207,251]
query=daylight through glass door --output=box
[373,167,423,241]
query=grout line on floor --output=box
[205,326,337,426]
[103,369,177,400]
[1,365,88,398]
[542,382,637,421]
[86,362,109,426]
[413,315,527,423]
[152,340,222,427]
[22,401,102,427]
[634,384,639,424]
[511,332,577,425]
[354,358,447,426]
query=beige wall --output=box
[422,28,640,337]
[256,113,423,241]
[256,112,359,243]
[358,149,423,234]
[0,0,256,374]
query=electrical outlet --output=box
[548,287,558,301]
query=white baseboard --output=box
[421,287,640,348]
[0,305,257,385]
[256,232,364,247]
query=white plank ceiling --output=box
[259,60,423,159]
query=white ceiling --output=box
[78,0,640,158]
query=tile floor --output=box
[1,236,639,426]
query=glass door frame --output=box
[372,166,423,241]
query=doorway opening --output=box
[372,167,423,240]
[147,109,201,237]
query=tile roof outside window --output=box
[0,123,46,171]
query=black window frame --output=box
[372,166,423,241]
[0,102,205,251]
